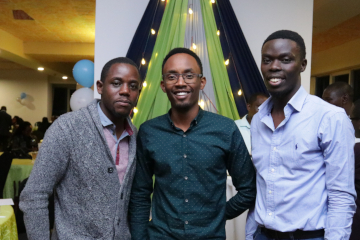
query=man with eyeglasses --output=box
[129,48,256,240]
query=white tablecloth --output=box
[226,176,248,240]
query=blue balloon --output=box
[72,59,94,88]
[20,92,27,99]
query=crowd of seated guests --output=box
[0,107,58,154]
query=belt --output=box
[260,227,324,239]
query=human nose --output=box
[119,83,130,95]
[269,59,281,71]
[175,74,187,85]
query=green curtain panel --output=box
[133,0,189,128]
[200,0,240,120]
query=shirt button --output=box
[271,168,275,172]
[269,190,272,194]
[108,167,114,173]
[184,154,187,158]
[185,221,188,224]
[185,199,188,202]
[183,134,186,137]
[184,176,188,180]
[269,212,272,216]
[273,147,277,151]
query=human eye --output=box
[166,74,177,80]
[262,58,271,64]
[129,83,139,90]
[282,58,292,63]
[185,73,195,79]
[112,81,121,87]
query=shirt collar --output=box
[167,107,204,129]
[258,86,307,118]
[97,102,133,136]
[238,114,250,128]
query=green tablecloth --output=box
[3,159,34,199]
[0,205,18,240]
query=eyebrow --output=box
[165,68,194,73]
[262,52,295,58]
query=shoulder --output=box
[304,94,345,116]
[138,114,168,132]
[203,111,237,126]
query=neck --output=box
[100,102,126,138]
[246,114,252,125]
[170,105,199,132]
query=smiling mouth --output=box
[268,78,283,86]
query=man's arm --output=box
[320,112,356,240]
[226,124,256,219]
[129,127,154,240]
[19,119,70,240]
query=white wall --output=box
[95,0,314,94]
[94,0,149,99]
[230,0,314,93]
[0,69,49,126]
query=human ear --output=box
[96,80,103,95]
[200,77,206,90]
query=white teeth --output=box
[270,78,281,83]
[176,92,188,96]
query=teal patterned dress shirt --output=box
[129,108,256,240]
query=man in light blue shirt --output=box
[246,30,356,240]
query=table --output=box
[3,159,34,199]
[226,176,248,240]
[0,205,18,240]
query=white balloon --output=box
[70,88,94,111]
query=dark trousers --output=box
[0,135,9,151]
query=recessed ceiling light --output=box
[37,67,44,71]
[62,76,68,80]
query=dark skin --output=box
[261,39,307,129]
[161,53,206,132]
[350,105,360,138]
[246,95,268,124]
[322,88,352,115]
[96,63,141,138]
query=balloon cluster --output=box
[70,60,95,111]
[16,92,27,105]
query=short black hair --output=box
[248,92,268,105]
[1,106,6,111]
[100,57,141,82]
[353,99,360,118]
[324,82,354,102]
[263,30,306,59]
[162,48,203,74]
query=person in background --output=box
[20,57,142,240]
[246,30,355,240]
[235,93,268,154]
[41,117,51,132]
[12,116,24,133]
[11,121,37,153]
[322,82,353,116]
[349,99,360,240]
[0,106,12,151]
[129,48,256,240]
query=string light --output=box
[238,89,242,96]
[211,0,215,3]
[151,29,156,35]
[192,43,197,49]
[217,30,220,36]
[189,8,193,14]
[37,67,44,71]
[161,0,165,1]
[225,59,229,65]
[133,107,138,113]
[143,81,147,87]
[198,100,205,109]
[141,58,146,65]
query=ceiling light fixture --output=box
[62,76,68,80]
[37,67,44,71]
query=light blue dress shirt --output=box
[246,86,356,240]
[235,114,251,155]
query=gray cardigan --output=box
[20,100,137,240]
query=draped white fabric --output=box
[184,0,217,113]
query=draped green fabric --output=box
[133,0,189,128]
[200,0,240,120]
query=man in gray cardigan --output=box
[20,57,142,240]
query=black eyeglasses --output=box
[162,73,203,84]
